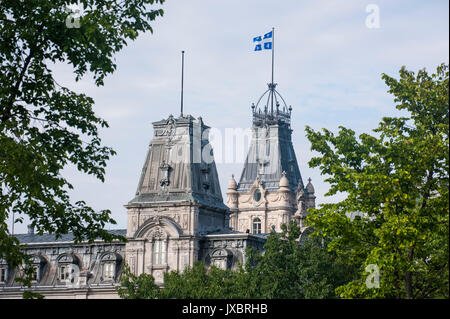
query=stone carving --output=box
[57,253,77,264]
[149,226,166,240]
[159,160,171,188]
[30,255,42,264]
[131,216,138,233]
[160,116,176,137]
[129,256,136,274]
[151,216,162,225]
[182,214,188,229]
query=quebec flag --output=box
[253,30,272,51]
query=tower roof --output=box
[128,114,227,211]
[237,84,304,193]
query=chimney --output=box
[27,224,34,235]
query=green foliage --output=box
[116,264,160,299]
[0,0,164,297]
[116,221,355,299]
[161,262,251,299]
[245,221,356,298]
[305,63,449,298]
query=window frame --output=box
[153,239,167,265]
[102,262,116,281]
[253,217,262,234]
[253,189,262,202]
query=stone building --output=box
[0,83,314,299]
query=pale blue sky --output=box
[11,0,449,233]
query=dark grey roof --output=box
[131,114,226,211]
[238,85,303,193]
[237,123,303,192]
[14,229,127,244]
[203,228,271,239]
[201,228,244,236]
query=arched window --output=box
[100,252,122,282]
[57,254,80,283]
[253,218,262,234]
[29,254,47,283]
[210,249,232,270]
[149,226,168,265]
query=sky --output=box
[10,0,449,234]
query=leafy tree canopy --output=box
[0,0,164,290]
[305,63,449,298]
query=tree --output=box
[305,63,449,298]
[0,0,164,292]
[160,261,250,299]
[116,221,355,299]
[116,264,160,299]
[245,221,356,299]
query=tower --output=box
[124,114,228,282]
[227,83,315,233]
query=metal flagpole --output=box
[180,50,185,117]
[271,27,274,87]
[270,27,275,114]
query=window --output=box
[0,267,6,283]
[32,266,39,281]
[57,253,79,284]
[103,263,115,280]
[99,253,121,282]
[59,265,70,281]
[253,218,262,234]
[212,259,226,270]
[253,189,261,202]
[153,240,166,265]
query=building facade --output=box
[0,84,314,299]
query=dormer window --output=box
[28,254,47,283]
[57,253,80,284]
[209,249,232,270]
[100,252,122,282]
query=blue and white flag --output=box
[253,30,272,51]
